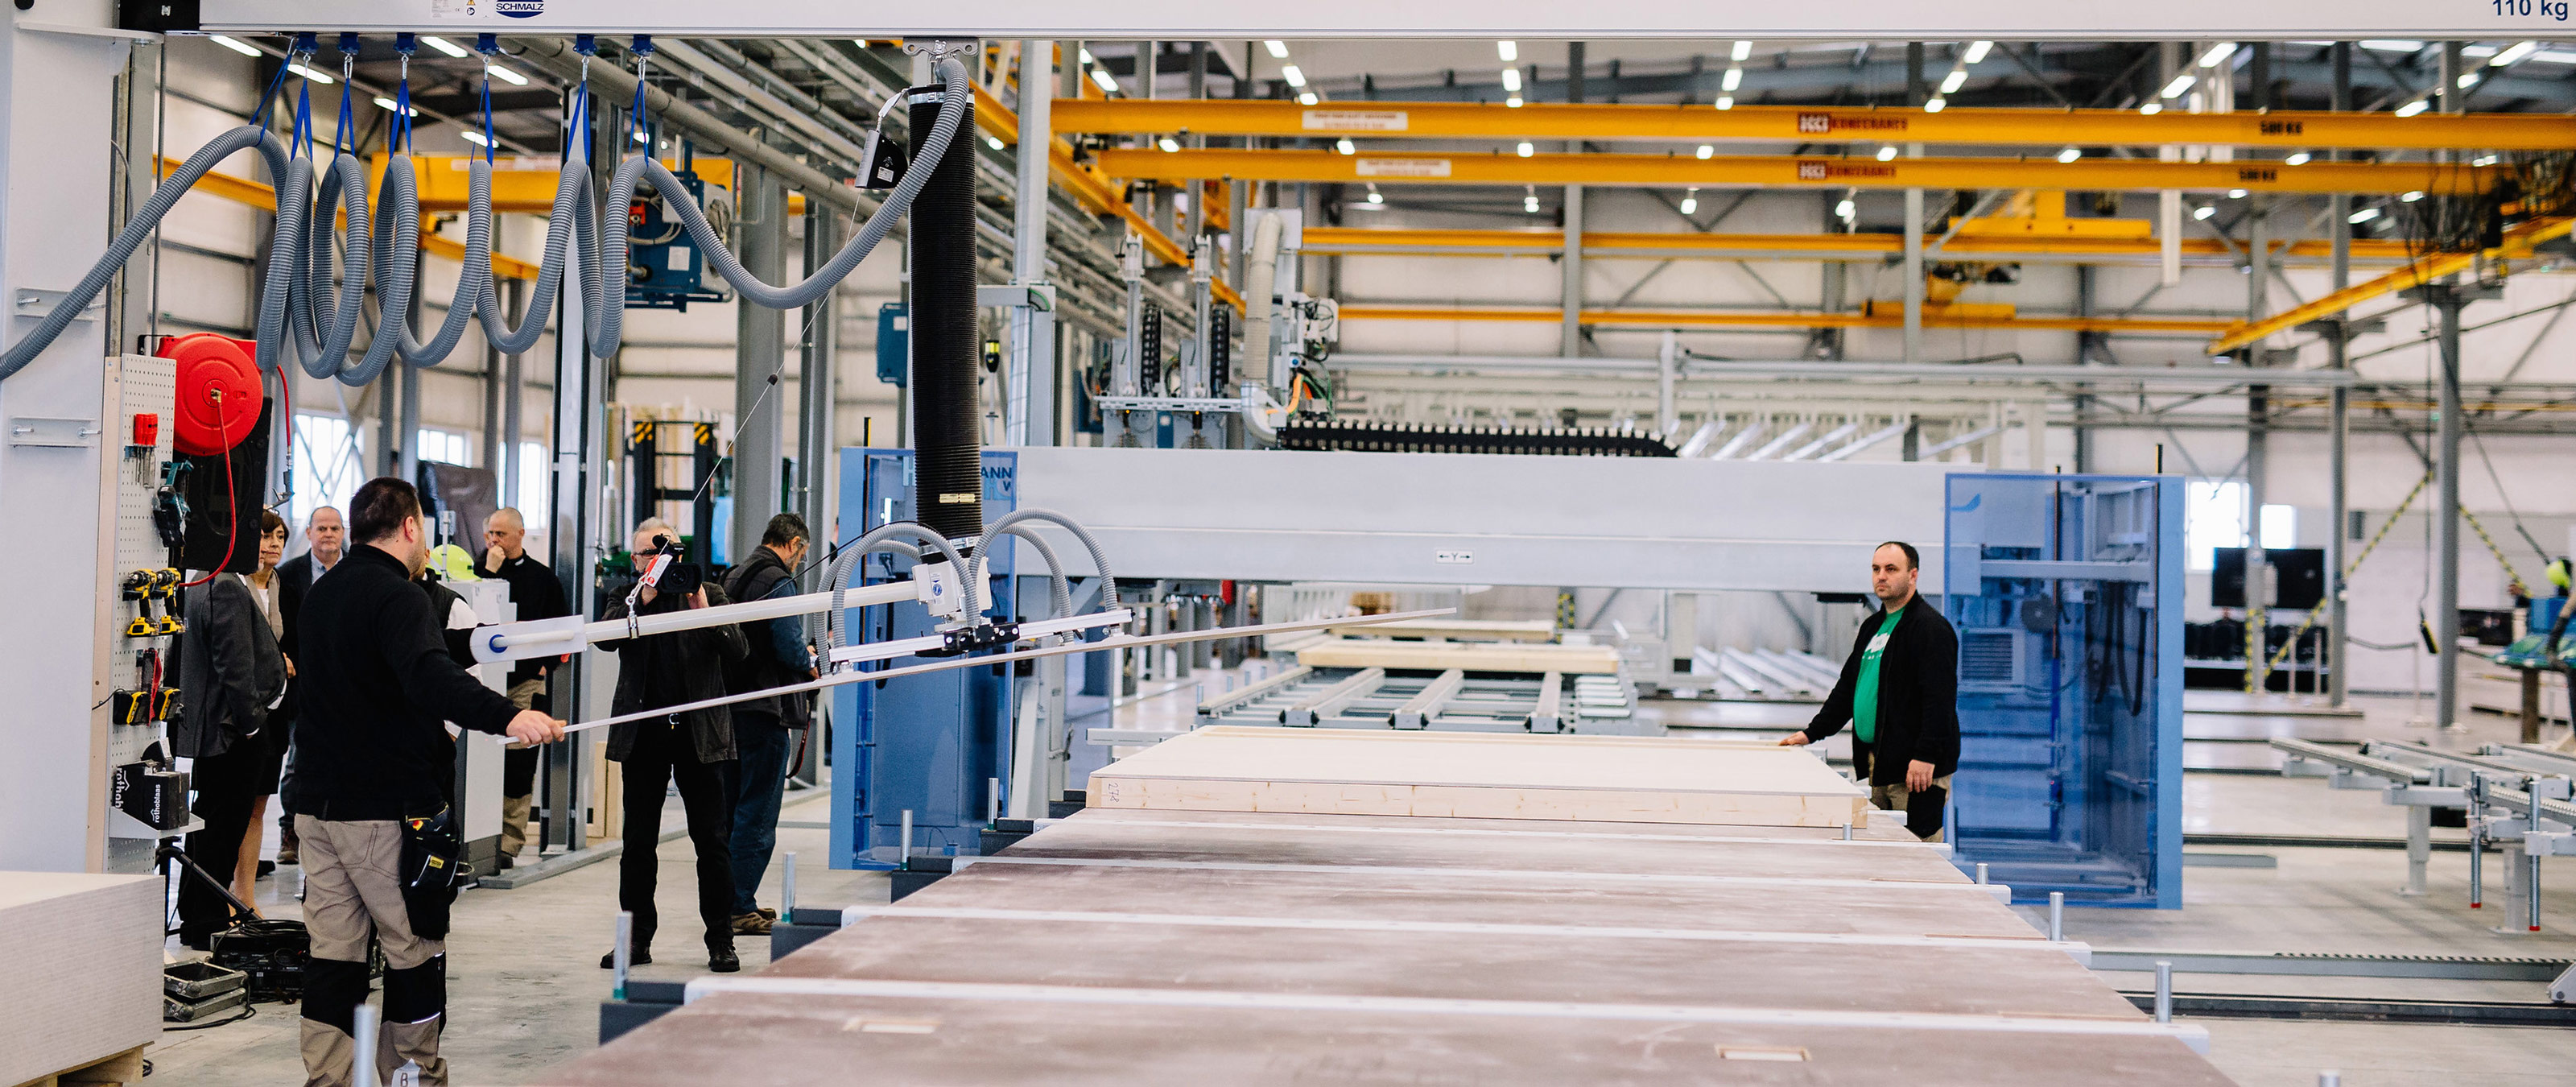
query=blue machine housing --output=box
[1943,473,2183,908]
[624,167,729,312]
[829,448,1016,870]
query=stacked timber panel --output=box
[541,731,2221,1085]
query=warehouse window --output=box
[2186,479,2295,569]
[415,428,471,467]
[516,441,552,527]
[289,412,366,532]
[2185,480,2246,571]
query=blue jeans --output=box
[728,712,794,915]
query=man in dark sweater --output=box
[478,506,568,868]
[719,513,817,935]
[1780,541,1961,841]
[286,477,564,1087]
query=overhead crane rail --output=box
[1096,148,2497,196]
[1055,99,2576,153]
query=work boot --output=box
[600,946,652,969]
[730,911,774,936]
[758,907,777,921]
[708,944,741,973]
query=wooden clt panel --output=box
[1298,639,1625,674]
[1088,726,1872,827]
[1096,147,2498,196]
[1055,99,2576,153]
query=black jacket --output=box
[172,577,287,760]
[601,583,746,765]
[720,547,812,725]
[283,545,520,821]
[1802,599,1961,785]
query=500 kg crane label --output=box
[1304,110,1410,133]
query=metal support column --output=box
[2403,283,2491,730]
[1902,42,1926,363]
[798,205,840,568]
[734,160,788,564]
[1007,40,1058,448]
[2244,198,2270,694]
[546,126,598,856]
[2326,42,2353,707]
[1561,42,1585,359]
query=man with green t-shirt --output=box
[1778,541,1961,841]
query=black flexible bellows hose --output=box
[906,85,984,544]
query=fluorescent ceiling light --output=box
[1923,97,1945,113]
[1939,69,1967,94]
[1525,195,1541,213]
[1501,68,1521,92]
[2350,206,2382,224]
[488,64,528,87]
[1298,91,1319,106]
[1835,198,1856,219]
[1367,190,1383,205]
[2160,72,2197,98]
[1722,68,1742,92]
[1335,138,1356,155]
[2494,41,2541,66]
[1506,96,1524,108]
[208,35,262,57]
[634,130,650,144]
[2227,188,2247,198]
[459,130,491,147]
[2198,42,2237,68]
[2284,151,2310,166]
[2528,48,2576,64]
[1876,145,1897,161]
[2057,147,2081,163]
[287,64,335,85]
[1158,136,1180,152]
[2402,190,2425,201]
[1732,40,1752,62]
[1092,68,1121,94]
[372,97,419,117]
[1497,41,1517,62]
[2458,72,2480,89]
[1680,189,1699,214]
[2360,39,2425,52]
[2473,154,2498,166]
[1516,141,1534,158]
[1080,48,1096,64]
[1265,40,1290,59]
[1696,144,1713,159]
[2395,98,2429,117]
[420,35,471,59]
[2462,44,2500,58]
[1715,96,1734,110]
[1281,64,1306,88]
[2140,101,2163,115]
[2193,205,2215,220]
[1963,40,1993,64]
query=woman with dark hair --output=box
[172,510,290,947]
[229,510,294,905]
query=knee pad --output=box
[382,954,448,1025]
[302,957,371,1035]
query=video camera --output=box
[638,533,702,597]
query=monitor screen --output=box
[2213,547,2325,610]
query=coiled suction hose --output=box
[0,57,971,388]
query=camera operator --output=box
[599,519,748,973]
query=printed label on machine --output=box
[1355,158,1452,179]
[1303,110,1409,133]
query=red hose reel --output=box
[156,333,263,457]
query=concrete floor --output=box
[151,686,2576,1085]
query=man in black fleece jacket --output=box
[1780,541,1961,841]
[284,477,564,1087]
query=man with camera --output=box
[600,519,748,973]
[288,478,565,1086]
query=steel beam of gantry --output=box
[1096,148,2497,196]
[2207,217,2574,353]
[1298,226,2428,267]
[1338,306,2233,336]
[1054,100,2576,152]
